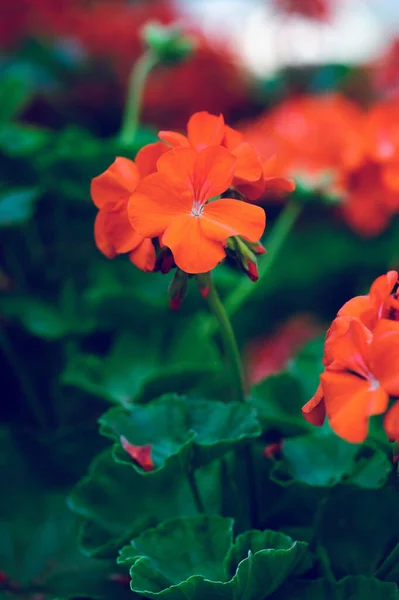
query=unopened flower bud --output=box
[168,268,188,310]
[230,236,261,282]
[155,247,175,274]
[195,272,211,299]
[246,259,259,282]
[141,21,196,65]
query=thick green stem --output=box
[119,50,158,148]
[376,542,399,580]
[187,469,205,513]
[224,200,302,318]
[204,278,258,527]
[205,278,246,403]
[0,329,48,430]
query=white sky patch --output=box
[177,0,399,76]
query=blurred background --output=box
[1,0,399,593]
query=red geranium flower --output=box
[302,271,399,443]
[272,0,332,21]
[159,111,295,200]
[128,146,266,273]
[245,314,322,385]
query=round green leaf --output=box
[68,450,221,557]
[271,432,392,488]
[119,516,312,600]
[100,395,261,474]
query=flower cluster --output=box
[243,94,399,236]
[302,271,399,443]
[245,314,322,385]
[272,0,331,21]
[91,111,294,282]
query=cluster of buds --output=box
[168,271,212,311]
[157,238,266,311]
[227,237,267,283]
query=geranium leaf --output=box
[100,394,261,473]
[251,372,311,436]
[119,516,311,600]
[68,449,221,557]
[270,432,392,488]
[269,576,399,599]
[225,529,312,598]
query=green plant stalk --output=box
[205,278,258,527]
[0,329,48,430]
[119,49,159,148]
[375,542,399,580]
[225,200,302,317]
[205,278,246,403]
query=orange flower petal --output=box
[157,146,236,206]
[324,317,372,376]
[158,130,190,148]
[384,401,399,442]
[263,177,296,194]
[128,173,192,238]
[223,124,244,150]
[91,157,139,209]
[135,142,170,177]
[321,370,388,443]
[302,384,326,426]
[337,295,372,322]
[235,177,266,201]
[371,319,399,396]
[162,214,226,273]
[98,199,144,254]
[231,142,263,183]
[200,198,266,242]
[94,210,115,258]
[157,147,197,190]
[194,146,237,205]
[369,270,398,316]
[129,238,156,272]
[187,111,225,151]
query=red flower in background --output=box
[245,314,322,385]
[242,94,363,183]
[302,271,399,444]
[243,94,399,237]
[272,0,332,21]
[0,0,250,130]
[371,37,399,96]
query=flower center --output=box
[191,202,204,217]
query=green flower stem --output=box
[224,200,302,318]
[205,278,258,527]
[205,278,246,403]
[0,329,48,430]
[316,544,335,581]
[119,49,159,148]
[376,542,399,580]
[187,469,205,513]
